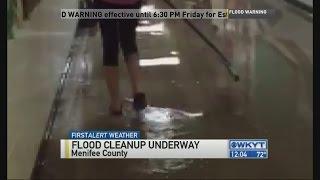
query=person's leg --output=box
[105,67,121,112]
[119,19,141,96]
[125,52,141,95]
[100,18,122,112]
[119,16,147,110]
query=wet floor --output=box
[33,0,312,179]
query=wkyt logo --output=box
[229,139,268,150]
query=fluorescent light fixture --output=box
[139,20,150,25]
[170,51,179,55]
[141,5,155,12]
[136,22,164,33]
[150,31,164,36]
[139,57,180,66]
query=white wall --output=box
[297,0,313,7]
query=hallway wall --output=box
[7,0,79,178]
[297,0,313,7]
